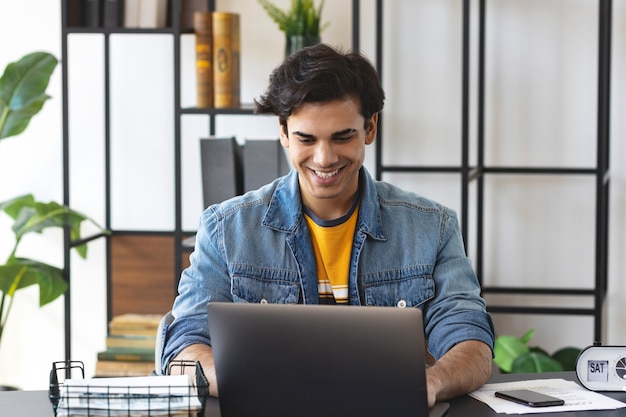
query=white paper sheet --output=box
[469,378,626,414]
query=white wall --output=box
[0,0,624,389]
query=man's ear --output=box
[279,120,289,147]
[365,113,378,145]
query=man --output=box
[162,44,494,406]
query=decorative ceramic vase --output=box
[286,35,321,56]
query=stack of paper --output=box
[55,375,202,417]
[469,378,626,414]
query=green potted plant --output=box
[494,329,582,373]
[0,52,106,385]
[258,0,329,56]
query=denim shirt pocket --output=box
[363,272,435,308]
[231,267,301,304]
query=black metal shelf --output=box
[63,27,178,34]
[179,104,257,115]
[60,0,612,367]
[60,0,363,364]
[374,0,611,343]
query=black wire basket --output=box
[49,360,209,417]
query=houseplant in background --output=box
[0,52,106,389]
[258,0,329,56]
[494,329,582,373]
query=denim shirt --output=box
[161,168,494,373]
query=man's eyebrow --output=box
[291,128,357,139]
[292,130,315,139]
[332,128,357,137]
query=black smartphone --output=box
[495,389,565,407]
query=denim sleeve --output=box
[160,207,233,373]
[423,208,495,360]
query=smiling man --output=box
[162,44,495,406]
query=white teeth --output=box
[315,169,340,179]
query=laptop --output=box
[207,302,449,417]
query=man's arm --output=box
[169,344,219,397]
[426,340,493,407]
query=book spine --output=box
[180,0,208,30]
[97,350,155,362]
[106,335,156,349]
[194,12,213,108]
[200,137,243,207]
[66,0,83,26]
[154,0,168,27]
[232,13,241,106]
[138,0,157,28]
[109,328,159,336]
[124,0,140,27]
[103,0,124,27]
[212,12,241,108]
[81,0,101,27]
[95,360,155,377]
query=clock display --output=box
[587,360,609,382]
[616,357,626,380]
[576,346,626,391]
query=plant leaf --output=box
[258,0,293,33]
[529,345,550,357]
[552,347,582,371]
[512,352,563,373]
[0,259,66,306]
[12,200,87,241]
[0,51,58,140]
[494,335,530,373]
[1,194,106,260]
[0,194,35,220]
[520,329,535,344]
[258,0,327,37]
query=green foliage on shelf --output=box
[494,329,582,373]
[258,0,329,37]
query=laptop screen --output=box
[207,302,434,417]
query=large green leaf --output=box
[552,347,582,371]
[494,335,530,373]
[511,352,564,373]
[0,51,58,140]
[0,259,66,306]
[1,194,91,259]
[0,194,35,220]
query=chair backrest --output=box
[154,311,174,375]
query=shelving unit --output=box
[60,0,611,366]
[59,0,362,364]
[373,0,611,343]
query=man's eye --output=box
[335,135,353,142]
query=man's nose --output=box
[313,141,339,167]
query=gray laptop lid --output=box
[207,302,448,417]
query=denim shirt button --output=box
[397,299,407,308]
[260,298,269,304]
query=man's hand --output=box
[425,340,493,407]
[169,344,219,397]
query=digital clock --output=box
[575,345,626,391]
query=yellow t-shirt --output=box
[304,204,359,304]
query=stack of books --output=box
[95,313,162,377]
[193,11,241,108]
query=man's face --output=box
[279,97,377,220]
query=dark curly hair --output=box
[254,44,385,129]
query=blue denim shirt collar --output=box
[263,168,386,241]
